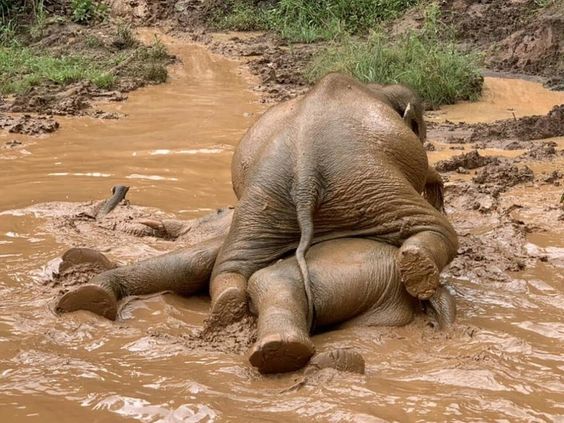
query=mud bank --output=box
[0,22,174,136]
[1,28,564,421]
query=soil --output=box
[0,21,173,131]
[440,0,564,88]
[0,113,59,135]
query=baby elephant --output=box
[56,237,455,374]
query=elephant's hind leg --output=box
[55,248,119,319]
[398,229,457,299]
[247,265,315,374]
[56,237,223,320]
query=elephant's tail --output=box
[296,201,315,330]
[294,164,321,331]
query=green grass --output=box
[210,0,418,42]
[267,0,418,42]
[0,36,171,95]
[0,46,115,93]
[70,0,108,24]
[211,1,270,31]
[305,5,483,107]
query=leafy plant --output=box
[70,0,108,24]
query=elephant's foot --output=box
[249,331,315,374]
[307,349,365,374]
[55,284,118,320]
[425,285,456,329]
[59,247,116,273]
[398,246,439,300]
[208,272,248,328]
[207,286,248,328]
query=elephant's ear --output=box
[403,103,423,142]
[423,167,445,213]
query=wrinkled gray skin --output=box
[55,208,455,374]
[212,73,458,328]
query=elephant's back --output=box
[298,73,428,188]
[232,98,300,197]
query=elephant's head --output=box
[367,83,427,142]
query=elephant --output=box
[210,72,458,328]
[55,72,459,372]
[55,208,456,374]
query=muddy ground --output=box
[1,2,564,420]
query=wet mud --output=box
[1,32,564,422]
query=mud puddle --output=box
[1,34,564,421]
[427,77,564,124]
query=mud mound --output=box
[7,82,128,117]
[518,141,562,161]
[435,150,499,172]
[447,224,531,283]
[469,105,564,142]
[472,162,534,193]
[207,32,315,102]
[0,113,59,135]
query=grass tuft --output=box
[305,4,483,107]
[70,0,108,24]
[115,24,138,49]
[140,63,168,83]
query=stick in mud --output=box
[96,185,130,219]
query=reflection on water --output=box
[1,34,563,422]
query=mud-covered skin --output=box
[214,73,458,326]
[96,185,130,219]
[56,230,456,374]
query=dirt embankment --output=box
[440,0,564,89]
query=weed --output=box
[70,0,108,24]
[85,34,104,48]
[146,36,168,60]
[115,24,138,49]
[0,46,118,94]
[533,0,553,7]
[140,63,168,83]
[213,0,269,31]
[91,72,115,89]
[306,5,483,107]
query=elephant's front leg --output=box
[56,237,223,320]
[247,264,315,374]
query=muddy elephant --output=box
[210,72,458,327]
[56,219,455,374]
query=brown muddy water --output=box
[1,34,563,422]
